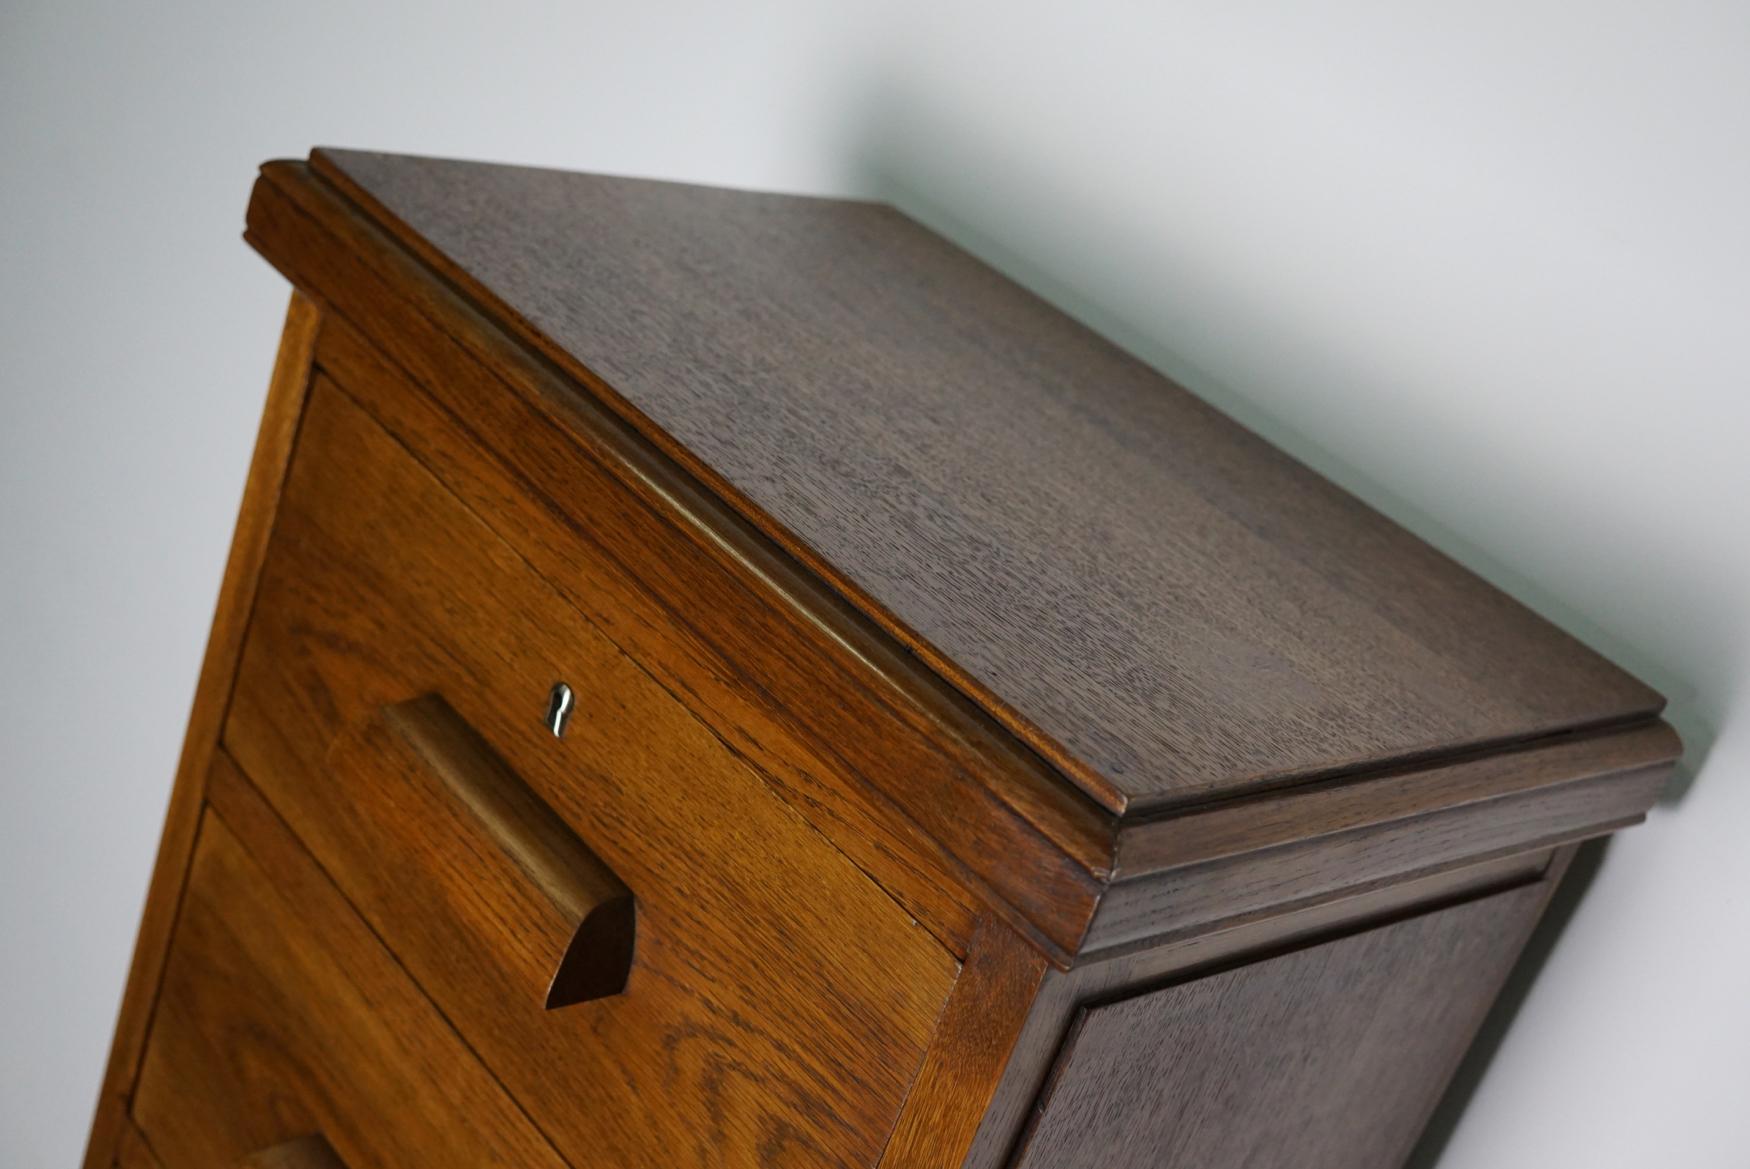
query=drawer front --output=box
[1010,881,1550,1169]
[131,757,566,1169]
[222,376,959,1169]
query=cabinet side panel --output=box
[1011,881,1551,1169]
[81,292,321,1169]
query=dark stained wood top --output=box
[310,148,1664,816]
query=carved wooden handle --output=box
[382,694,636,1008]
[239,1136,347,1169]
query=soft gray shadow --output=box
[840,89,1715,797]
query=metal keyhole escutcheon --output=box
[546,681,575,738]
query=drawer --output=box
[222,375,960,1169]
[131,755,567,1169]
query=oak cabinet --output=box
[86,149,1678,1169]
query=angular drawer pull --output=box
[383,694,636,1008]
[239,1135,347,1169]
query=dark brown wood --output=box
[1115,721,1678,876]
[132,757,569,1169]
[963,848,1567,1169]
[221,377,960,1169]
[83,292,321,1169]
[312,148,1664,816]
[1010,881,1554,1169]
[1088,723,1674,953]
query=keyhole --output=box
[546,681,575,738]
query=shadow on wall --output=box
[842,89,1717,796]
[840,88,1721,1167]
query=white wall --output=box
[3,2,1744,1165]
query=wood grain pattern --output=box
[222,377,959,1169]
[1115,721,1679,875]
[240,156,1680,964]
[133,762,569,1169]
[1011,881,1553,1169]
[1088,732,1671,952]
[311,148,1665,814]
[373,694,636,1008]
[962,848,1564,1169]
[81,149,1685,1169]
[877,917,1049,1169]
[247,162,1104,963]
[83,292,321,1169]
[67,145,1690,1169]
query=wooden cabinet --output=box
[85,149,1680,1169]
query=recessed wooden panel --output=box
[222,375,959,1169]
[130,790,566,1169]
[1010,882,1550,1169]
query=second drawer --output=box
[222,375,959,1169]
[134,756,568,1169]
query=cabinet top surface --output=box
[311,148,1662,815]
